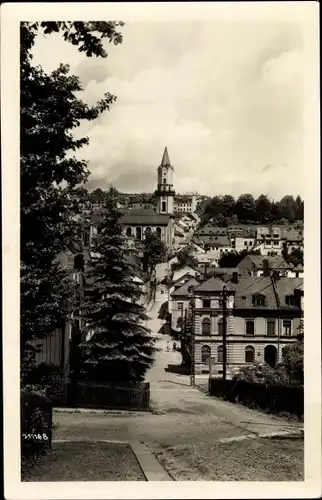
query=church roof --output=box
[121,207,170,226]
[160,146,174,170]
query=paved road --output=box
[53,286,303,479]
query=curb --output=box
[53,408,152,417]
[52,439,172,481]
[219,428,304,444]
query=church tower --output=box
[155,146,175,215]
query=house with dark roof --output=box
[237,254,293,278]
[184,272,303,376]
[170,278,200,332]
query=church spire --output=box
[161,146,171,167]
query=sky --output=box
[32,21,305,199]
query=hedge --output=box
[21,387,53,470]
[208,377,303,419]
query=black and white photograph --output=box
[2,2,321,499]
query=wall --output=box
[193,312,301,374]
[29,322,70,369]
[171,297,190,331]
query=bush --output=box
[21,386,53,473]
[208,377,303,419]
[25,363,66,405]
[282,341,304,384]
[232,362,290,386]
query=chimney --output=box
[263,259,270,277]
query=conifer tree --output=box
[80,189,157,382]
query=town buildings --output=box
[121,147,176,250]
[192,271,303,376]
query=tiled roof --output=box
[232,277,277,309]
[172,266,198,284]
[275,277,303,299]
[194,277,235,293]
[171,278,200,297]
[121,208,170,226]
[245,254,292,270]
[229,276,303,310]
[281,228,303,241]
[195,235,231,246]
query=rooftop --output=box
[171,277,200,297]
[121,208,170,226]
[194,277,235,294]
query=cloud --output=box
[31,21,304,198]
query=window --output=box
[163,178,167,184]
[218,318,224,336]
[145,227,151,235]
[217,345,223,363]
[273,241,279,246]
[156,227,162,239]
[244,241,248,246]
[245,320,255,335]
[285,295,295,306]
[267,319,276,336]
[177,302,183,311]
[282,320,292,336]
[126,227,132,237]
[202,318,211,335]
[203,299,211,308]
[161,201,167,212]
[273,234,279,238]
[252,294,266,306]
[245,346,255,363]
[201,345,211,364]
[136,227,142,240]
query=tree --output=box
[294,195,304,221]
[279,195,297,222]
[286,248,304,267]
[282,339,303,384]
[234,194,256,222]
[255,194,272,223]
[172,246,199,271]
[141,232,167,275]
[20,22,123,355]
[79,190,157,382]
[218,249,260,268]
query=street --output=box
[53,284,303,480]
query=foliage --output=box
[171,245,199,271]
[79,188,157,382]
[218,249,261,268]
[25,363,66,404]
[21,386,52,471]
[20,21,123,354]
[282,340,304,384]
[232,362,290,386]
[199,192,304,225]
[209,378,303,418]
[286,248,304,267]
[141,232,167,274]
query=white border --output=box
[1,2,321,499]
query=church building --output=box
[121,147,176,250]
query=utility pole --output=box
[222,286,227,381]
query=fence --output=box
[57,380,150,411]
[208,377,303,419]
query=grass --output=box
[156,436,304,481]
[22,441,146,481]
